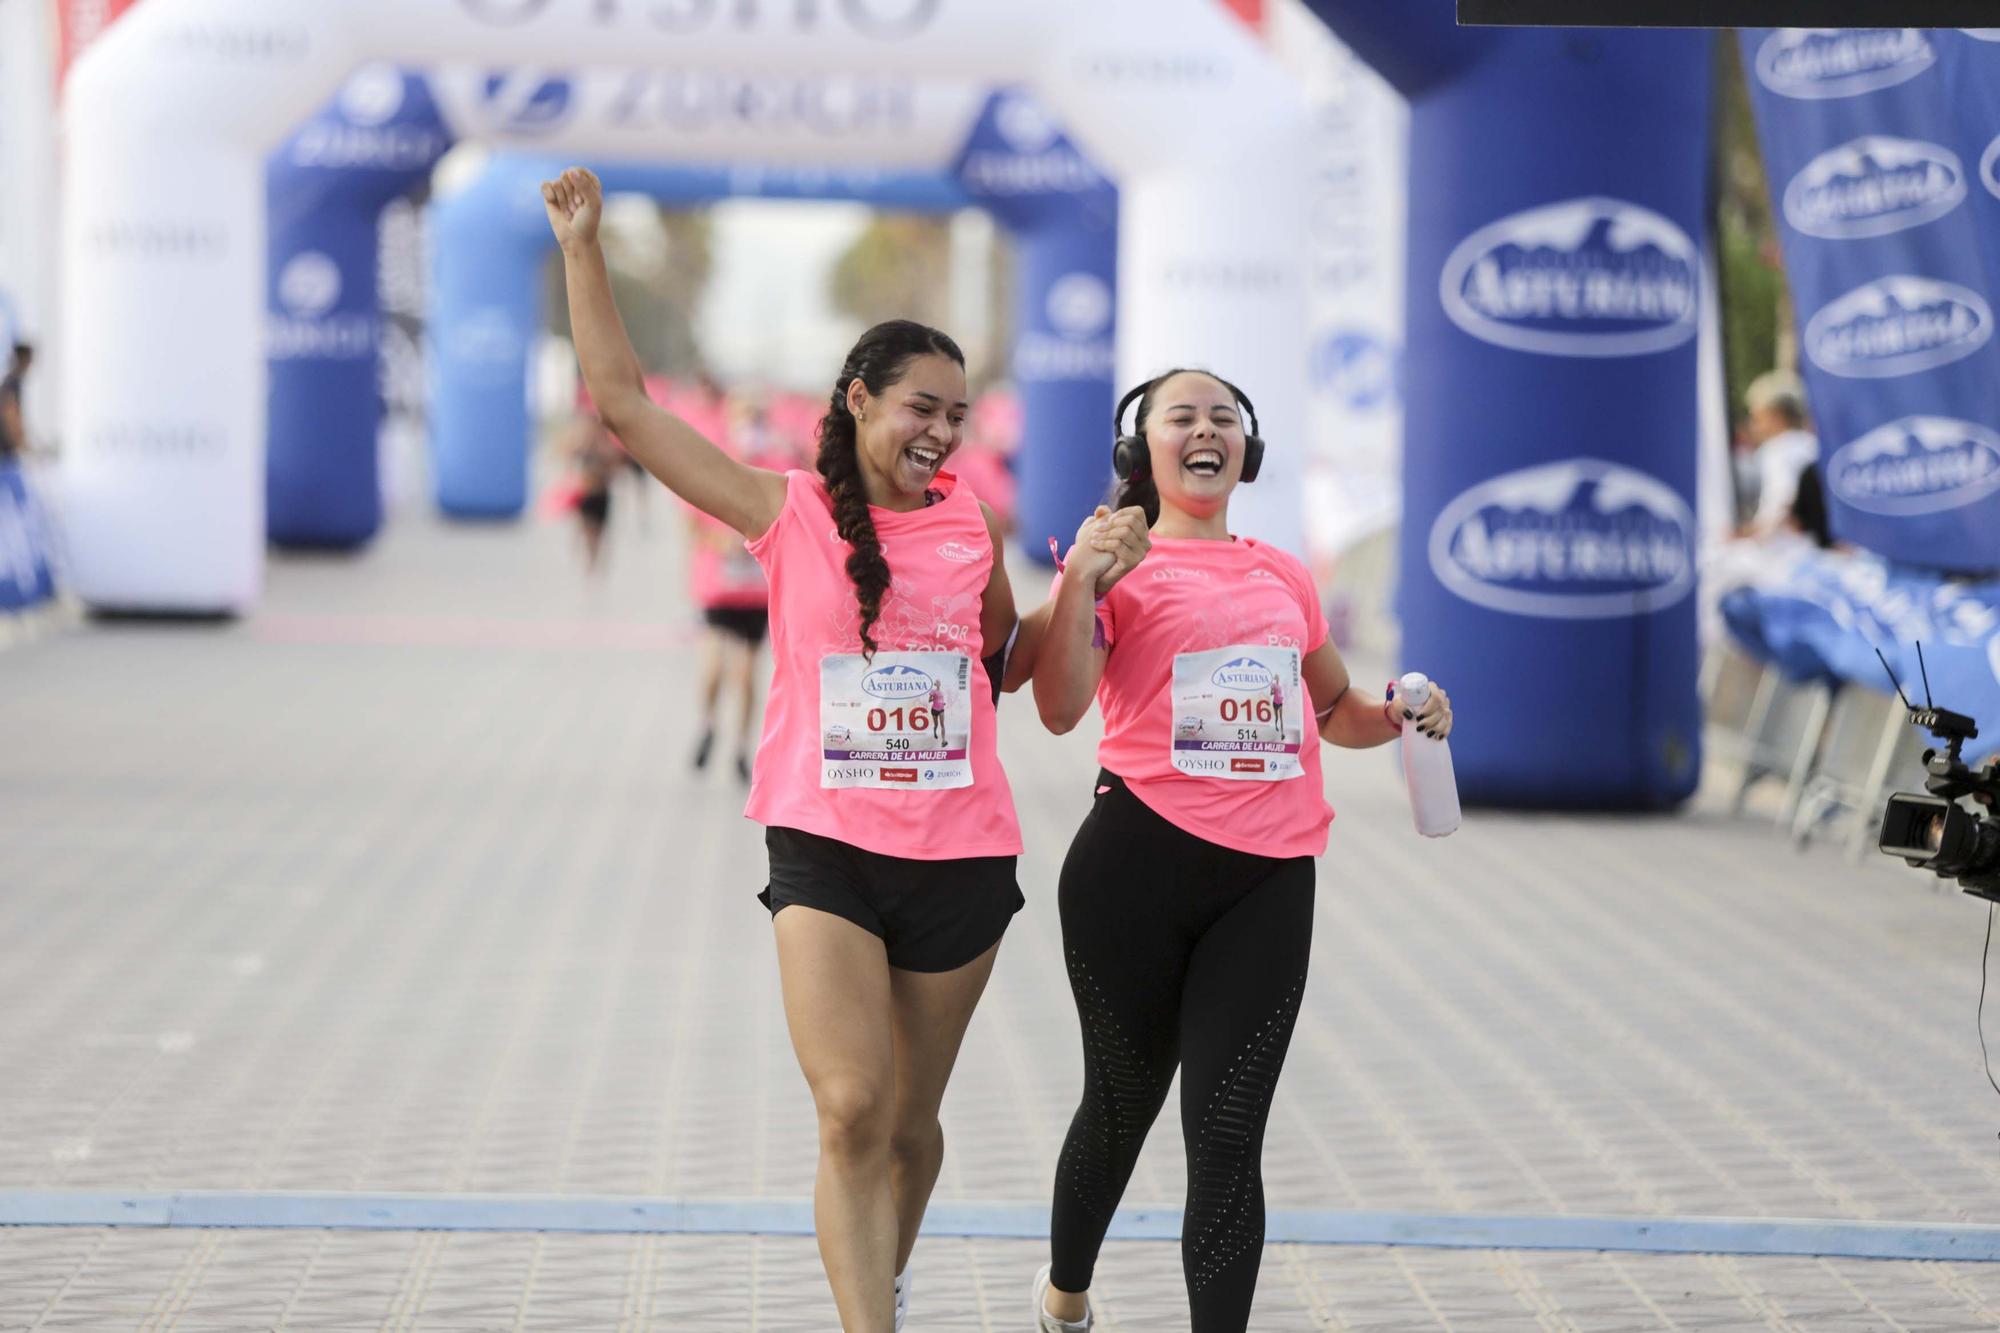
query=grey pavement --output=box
[2,496,1999,1330]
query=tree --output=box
[828,213,954,332]
[544,203,715,377]
[1713,32,1793,423]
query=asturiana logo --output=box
[1211,657,1276,692]
[935,540,984,565]
[862,664,934,700]
[1439,197,1698,358]
[1827,417,2000,516]
[1755,29,1934,100]
[1804,276,1991,378]
[1783,136,1965,239]
[1428,458,1695,619]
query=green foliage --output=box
[545,206,715,377]
[1713,32,1793,424]
[828,214,954,332]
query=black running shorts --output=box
[759,825,1022,973]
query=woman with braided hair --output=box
[543,168,1147,1332]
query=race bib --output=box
[820,650,974,790]
[1169,644,1305,781]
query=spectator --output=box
[1,343,33,462]
[1737,369,1820,540]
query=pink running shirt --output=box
[1094,535,1334,858]
[744,470,1021,860]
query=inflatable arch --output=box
[266,69,454,547]
[1305,1,1712,809]
[419,79,1117,537]
[427,153,978,517]
[63,0,1309,611]
[271,70,1115,544]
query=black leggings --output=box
[1049,772,1315,1332]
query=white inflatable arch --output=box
[63,0,1309,611]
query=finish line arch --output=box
[62,0,1309,611]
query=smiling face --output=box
[847,352,969,505]
[1143,371,1247,520]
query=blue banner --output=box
[1308,1,1712,809]
[266,68,453,548]
[1743,29,2000,575]
[953,90,1118,561]
[0,463,56,613]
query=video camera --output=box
[1876,648,2000,903]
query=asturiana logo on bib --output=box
[1755,29,1934,100]
[935,540,984,564]
[1784,136,1965,239]
[1805,276,1991,378]
[1428,458,1695,619]
[1211,657,1276,692]
[1439,198,1698,358]
[862,664,935,700]
[1827,417,2000,516]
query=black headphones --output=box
[1112,374,1264,485]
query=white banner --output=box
[430,66,987,168]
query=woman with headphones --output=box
[1029,370,1453,1332]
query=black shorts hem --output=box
[704,606,770,645]
[761,825,1021,973]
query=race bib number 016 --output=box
[820,650,973,790]
[1169,644,1304,781]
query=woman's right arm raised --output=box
[543,167,785,540]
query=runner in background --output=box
[685,394,786,782]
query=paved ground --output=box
[3,494,1999,1330]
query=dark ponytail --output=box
[1114,468,1162,528]
[815,319,965,657]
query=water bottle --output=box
[1397,672,1461,838]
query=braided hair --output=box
[815,319,966,658]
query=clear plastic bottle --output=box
[1397,672,1461,838]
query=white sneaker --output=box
[894,1267,909,1333]
[1032,1262,1093,1332]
